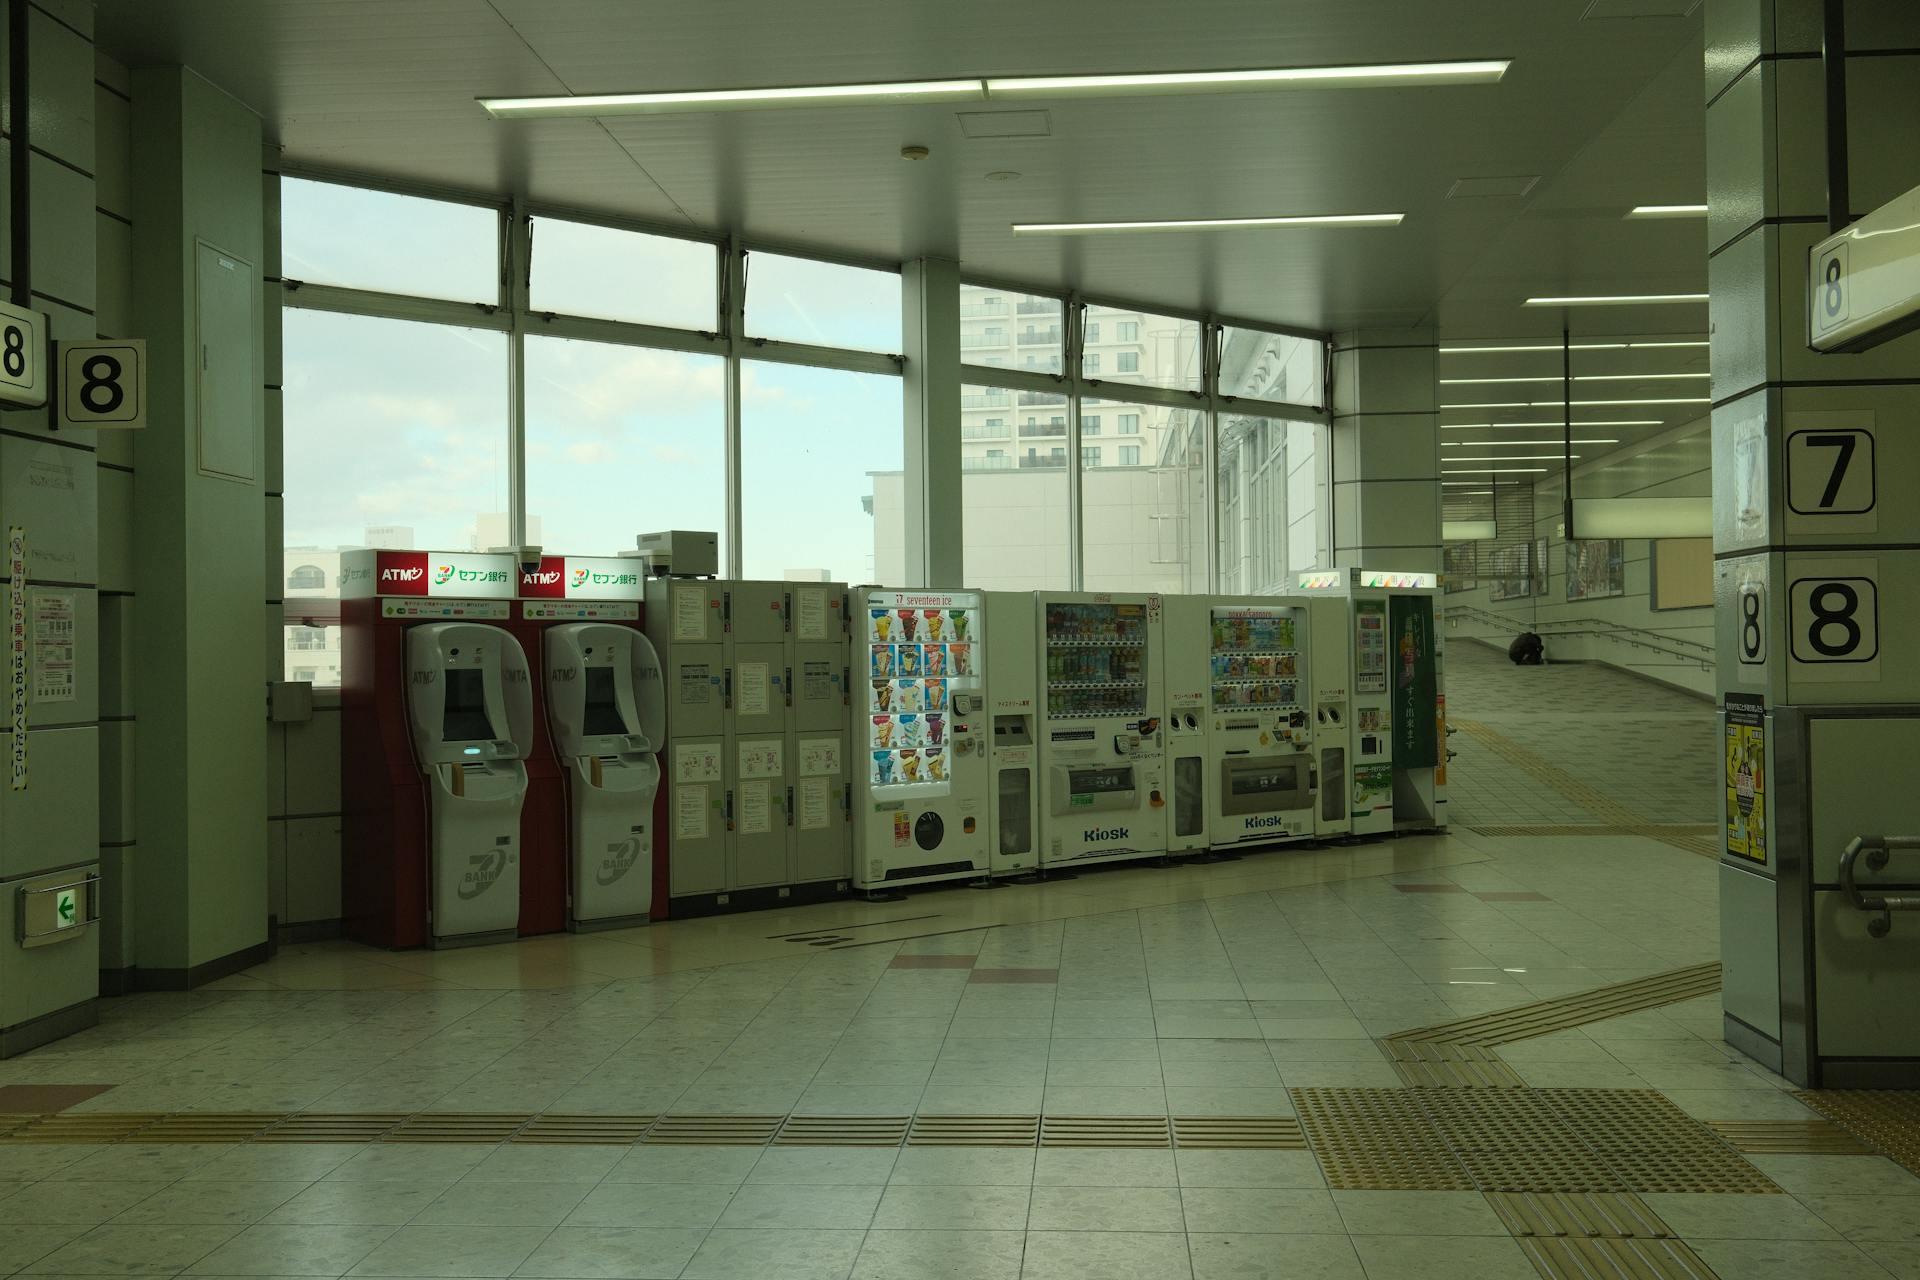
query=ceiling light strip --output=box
[1011,213,1403,234]
[1440,372,1710,384]
[1628,204,1709,217]
[1439,340,1709,353]
[479,79,986,118]
[1523,294,1708,306]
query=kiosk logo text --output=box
[1243,814,1290,831]
[1086,826,1130,843]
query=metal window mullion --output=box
[1066,295,1085,591]
[279,282,511,330]
[1214,391,1332,425]
[506,201,529,552]
[959,363,1072,395]
[524,310,725,358]
[1203,320,1221,593]
[724,240,745,579]
[736,336,904,377]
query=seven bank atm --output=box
[543,624,666,929]
[404,622,535,947]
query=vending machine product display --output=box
[1207,600,1316,846]
[644,577,852,915]
[852,589,990,889]
[1036,593,1167,867]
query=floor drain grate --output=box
[138,1113,281,1143]
[1488,1190,1674,1238]
[1040,1115,1171,1148]
[1795,1091,1920,1176]
[512,1114,657,1144]
[1,1113,159,1142]
[907,1115,1040,1147]
[382,1113,532,1144]
[256,1113,404,1143]
[1388,962,1722,1047]
[1516,1235,1718,1280]
[645,1115,785,1145]
[1170,1116,1305,1149]
[1706,1119,1872,1155]
[773,1116,911,1146]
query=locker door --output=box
[729,734,791,888]
[731,642,788,738]
[666,741,726,897]
[728,582,789,644]
[793,730,850,884]
[665,645,725,739]
[793,642,848,731]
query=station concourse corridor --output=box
[4,651,1910,1280]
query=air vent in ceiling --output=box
[1448,175,1540,200]
[957,110,1052,139]
[1581,0,1702,18]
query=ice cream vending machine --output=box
[643,578,852,915]
[1297,569,1447,833]
[1035,593,1167,869]
[851,589,990,890]
[1203,597,1318,848]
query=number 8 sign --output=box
[1788,564,1879,683]
[58,339,146,429]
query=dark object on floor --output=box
[1508,632,1544,665]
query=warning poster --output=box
[1724,693,1767,865]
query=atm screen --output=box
[583,666,626,736]
[442,668,496,742]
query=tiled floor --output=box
[1,658,1898,1279]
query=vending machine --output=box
[1160,594,1212,857]
[1204,598,1317,848]
[341,549,529,948]
[1035,593,1167,869]
[851,589,990,891]
[983,591,1039,878]
[643,577,852,915]
[543,623,666,929]
[1297,569,1447,833]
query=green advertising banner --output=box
[1389,594,1438,769]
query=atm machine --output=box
[1200,597,1319,850]
[1033,592,1168,870]
[644,577,852,916]
[983,591,1039,879]
[403,622,535,946]
[851,588,990,891]
[544,623,665,928]
[1296,569,1447,833]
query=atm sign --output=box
[377,551,430,595]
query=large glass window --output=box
[1085,306,1201,391]
[746,251,902,352]
[1216,413,1324,595]
[283,309,509,555]
[1081,398,1207,594]
[280,178,497,303]
[742,361,902,584]
[524,336,726,560]
[1219,325,1324,409]
[530,217,717,331]
[959,284,1061,373]
[960,382,1068,588]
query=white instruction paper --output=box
[798,736,841,778]
[798,777,832,830]
[673,742,722,783]
[795,587,827,640]
[672,582,708,641]
[30,591,74,703]
[738,739,784,779]
[674,784,709,840]
[737,662,769,717]
[739,780,771,834]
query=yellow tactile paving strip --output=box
[1169,1116,1306,1149]
[1517,1235,1719,1280]
[1381,1038,1529,1088]
[1486,1190,1675,1238]
[1706,1119,1872,1155]
[773,1115,910,1146]
[1039,1115,1171,1148]
[1795,1091,1920,1176]
[1385,962,1722,1048]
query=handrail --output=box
[1443,603,1713,666]
[1840,835,1920,937]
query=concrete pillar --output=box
[1330,329,1441,572]
[901,258,961,587]
[129,68,268,985]
[1706,0,1920,1086]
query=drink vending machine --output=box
[1204,598,1317,848]
[1296,569,1447,834]
[514,554,663,930]
[1035,593,1168,869]
[643,578,852,915]
[342,550,540,948]
[851,589,990,891]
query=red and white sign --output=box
[517,555,645,601]
[339,549,518,600]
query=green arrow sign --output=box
[53,888,75,927]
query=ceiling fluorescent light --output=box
[1445,439,1618,446]
[479,79,985,118]
[1441,402,1535,409]
[1011,213,1403,234]
[1441,420,1659,429]
[1628,204,1708,217]
[985,60,1510,99]
[1439,340,1709,353]
[1440,372,1710,384]
[1561,396,1709,406]
[1437,454,1582,461]
[1524,293,1708,306]
[1442,467,1549,474]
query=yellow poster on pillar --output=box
[1724,693,1766,865]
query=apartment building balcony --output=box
[1017,391,1067,407]
[1016,328,1061,345]
[1019,421,1067,438]
[962,455,1014,471]
[1018,454,1067,469]
[961,301,1010,318]
[962,391,1011,408]
[962,423,1012,441]
[1015,299,1055,315]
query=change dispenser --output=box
[543,623,666,928]
[404,622,534,946]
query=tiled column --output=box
[1330,329,1441,573]
[1706,0,1920,1086]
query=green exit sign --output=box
[53,888,76,928]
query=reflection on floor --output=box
[2,654,1904,1280]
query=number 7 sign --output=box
[1785,415,1875,536]
[57,339,147,430]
